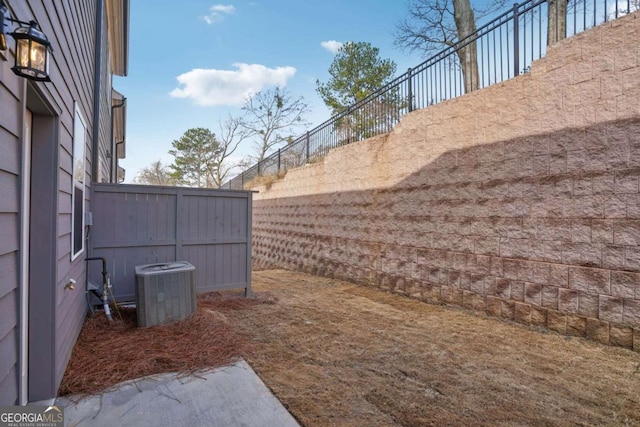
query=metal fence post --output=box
[306,131,310,163]
[278,148,281,172]
[513,2,520,77]
[407,67,414,112]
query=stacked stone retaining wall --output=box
[251,13,640,351]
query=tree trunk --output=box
[547,0,568,45]
[453,0,480,93]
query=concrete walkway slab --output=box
[56,359,299,427]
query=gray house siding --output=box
[0,0,125,404]
[26,0,96,401]
[0,253,18,404]
[96,11,111,184]
[0,17,25,404]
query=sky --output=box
[113,0,434,182]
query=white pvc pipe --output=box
[104,302,112,322]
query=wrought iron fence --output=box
[223,0,638,190]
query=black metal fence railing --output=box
[223,0,637,190]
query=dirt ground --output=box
[223,269,640,427]
[62,268,640,426]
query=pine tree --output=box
[169,128,220,187]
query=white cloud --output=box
[321,40,343,54]
[170,63,297,107]
[211,4,235,13]
[203,4,236,24]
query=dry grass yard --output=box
[63,269,640,426]
[228,270,640,427]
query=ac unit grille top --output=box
[136,261,194,275]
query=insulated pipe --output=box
[85,256,107,284]
[85,256,112,321]
[84,227,100,314]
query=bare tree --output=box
[210,115,251,188]
[453,0,479,93]
[133,160,176,186]
[547,0,568,45]
[394,0,505,93]
[241,87,310,163]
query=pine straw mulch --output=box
[58,291,276,397]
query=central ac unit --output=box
[135,261,196,327]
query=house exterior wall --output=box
[96,8,112,184]
[0,0,122,404]
[0,26,22,403]
[251,13,640,351]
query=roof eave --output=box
[106,0,129,76]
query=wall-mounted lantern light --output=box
[0,1,53,82]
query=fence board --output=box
[89,184,252,302]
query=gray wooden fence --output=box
[89,184,252,302]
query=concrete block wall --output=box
[251,12,640,350]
